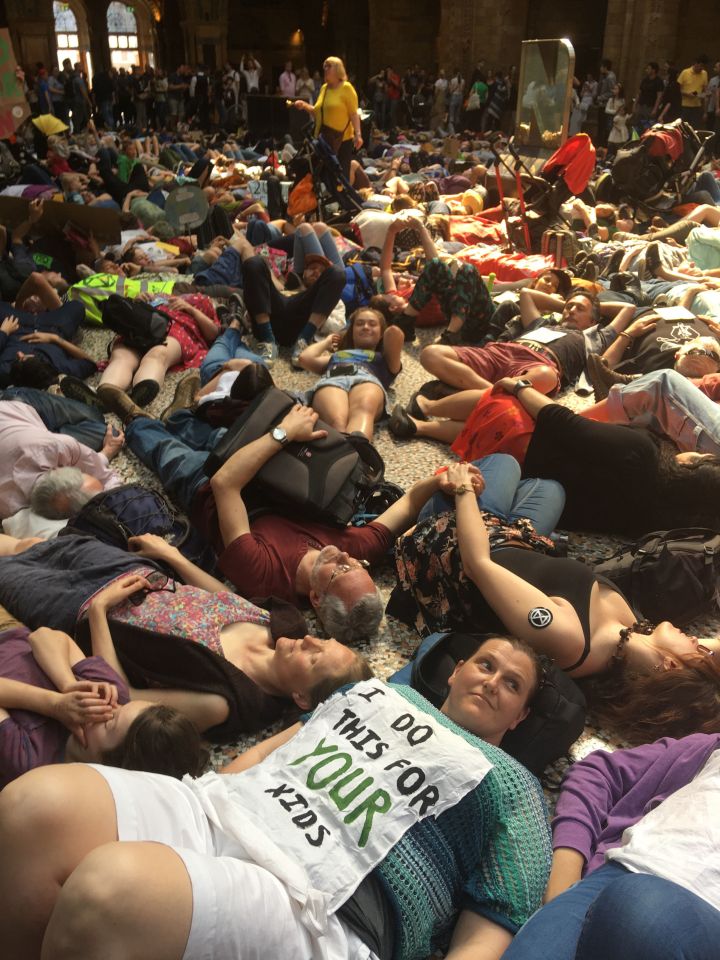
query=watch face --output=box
[272,426,287,442]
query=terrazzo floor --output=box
[78,317,700,797]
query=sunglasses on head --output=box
[129,569,177,606]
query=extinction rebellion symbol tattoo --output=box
[528,607,553,629]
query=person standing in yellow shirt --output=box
[678,55,709,128]
[293,56,362,179]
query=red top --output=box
[191,484,394,604]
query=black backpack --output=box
[593,528,720,625]
[611,141,669,200]
[60,482,216,574]
[204,386,385,526]
[101,294,171,353]
[388,631,586,776]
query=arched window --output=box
[107,2,140,70]
[54,2,80,69]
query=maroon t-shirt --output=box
[0,627,129,788]
[191,483,395,604]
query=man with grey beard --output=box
[122,403,455,643]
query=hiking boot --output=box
[160,371,201,423]
[254,340,278,365]
[129,379,160,408]
[59,375,105,412]
[586,353,640,402]
[388,404,418,439]
[97,383,148,424]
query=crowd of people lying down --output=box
[2,93,720,960]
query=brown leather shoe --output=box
[97,383,148,424]
[586,353,640,402]
[160,371,201,423]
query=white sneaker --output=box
[291,337,309,368]
[254,340,278,365]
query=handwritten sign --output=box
[0,30,29,139]
[221,681,492,912]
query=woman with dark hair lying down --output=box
[0,598,208,786]
[389,377,720,536]
[388,460,720,746]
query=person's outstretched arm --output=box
[211,405,327,547]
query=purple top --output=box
[552,733,720,876]
[0,627,129,789]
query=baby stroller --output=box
[610,119,713,212]
[489,132,597,253]
[287,127,364,222]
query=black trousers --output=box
[241,255,345,346]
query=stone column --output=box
[603,0,681,104]
[438,0,530,76]
[85,0,112,74]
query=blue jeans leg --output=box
[163,408,226,451]
[292,227,342,274]
[417,453,563,535]
[606,368,720,454]
[575,868,720,960]
[502,862,629,960]
[195,246,243,288]
[200,327,266,384]
[2,387,107,450]
[124,416,209,512]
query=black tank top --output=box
[484,548,623,670]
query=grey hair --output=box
[30,467,94,519]
[316,588,384,644]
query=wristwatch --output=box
[513,378,534,396]
[454,484,471,496]
[270,426,289,446]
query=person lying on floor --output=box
[502,733,720,960]
[0,634,552,960]
[388,460,720,745]
[0,596,208,788]
[0,532,370,734]
[391,372,720,536]
[419,291,635,393]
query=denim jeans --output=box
[195,246,243,288]
[124,415,225,512]
[200,327,266,385]
[503,862,720,960]
[606,368,720,455]
[686,170,720,205]
[418,453,566,536]
[1,386,107,450]
[292,228,343,273]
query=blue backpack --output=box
[341,263,375,315]
[60,482,216,573]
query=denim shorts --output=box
[308,370,389,416]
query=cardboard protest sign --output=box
[0,29,30,139]
[222,681,493,912]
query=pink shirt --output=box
[0,401,120,519]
